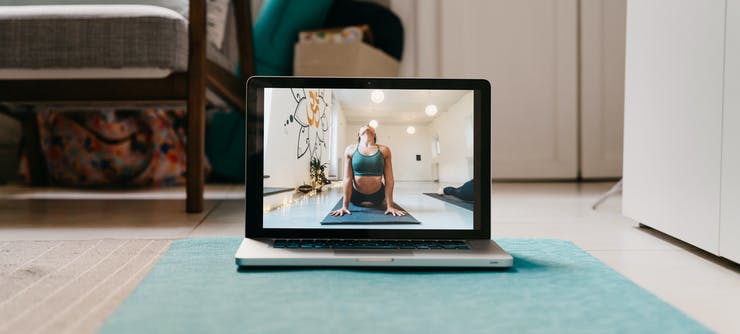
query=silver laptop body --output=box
[235,77,512,268]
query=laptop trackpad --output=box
[335,250,413,256]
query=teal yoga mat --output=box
[320,199,421,225]
[100,238,709,334]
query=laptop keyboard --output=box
[272,239,470,250]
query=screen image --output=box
[262,88,475,230]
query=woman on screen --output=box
[329,124,406,217]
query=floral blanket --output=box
[20,108,208,186]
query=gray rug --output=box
[320,198,421,225]
[263,187,293,196]
[423,193,474,211]
[0,239,170,334]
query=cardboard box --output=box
[294,42,399,77]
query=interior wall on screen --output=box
[264,88,334,188]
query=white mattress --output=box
[0,68,174,79]
[0,4,186,20]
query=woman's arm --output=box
[330,145,354,216]
[381,146,406,216]
[341,146,354,209]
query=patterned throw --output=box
[19,108,208,186]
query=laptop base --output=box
[235,238,513,268]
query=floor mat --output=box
[423,193,474,211]
[319,198,421,225]
[0,239,170,334]
[263,187,293,196]
[99,238,709,334]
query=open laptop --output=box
[235,77,512,268]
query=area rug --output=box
[99,238,708,333]
[0,239,171,334]
[423,192,474,211]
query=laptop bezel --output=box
[245,76,491,240]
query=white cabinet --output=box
[623,0,739,263]
[721,0,740,263]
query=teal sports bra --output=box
[351,146,385,176]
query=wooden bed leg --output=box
[22,112,48,186]
[234,0,256,79]
[186,0,207,213]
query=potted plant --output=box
[309,157,329,192]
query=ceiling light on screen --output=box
[425,104,438,117]
[406,126,416,135]
[371,90,384,104]
[369,120,378,128]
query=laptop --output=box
[235,77,512,268]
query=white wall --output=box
[395,1,619,180]
[344,123,434,182]
[390,0,440,77]
[329,96,348,180]
[580,0,626,178]
[431,92,474,184]
[379,124,434,182]
[264,88,334,188]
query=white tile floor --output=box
[1,182,738,333]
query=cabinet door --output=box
[439,0,578,179]
[623,0,725,254]
[721,0,740,264]
[580,0,626,179]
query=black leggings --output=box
[443,180,474,202]
[351,183,385,206]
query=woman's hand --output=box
[330,207,351,216]
[385,207,406,216]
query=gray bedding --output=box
[0,3,188,71]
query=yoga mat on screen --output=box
[320,198,421,225]
[263,187,293,196]
[100,238,709,334]
[423,193,474,211]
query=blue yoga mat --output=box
[100,238,709,334]
[320,199,421,225]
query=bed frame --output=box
[0,0,254,213]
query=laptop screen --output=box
[261,87,476,230]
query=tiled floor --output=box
[0,182,738,333]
